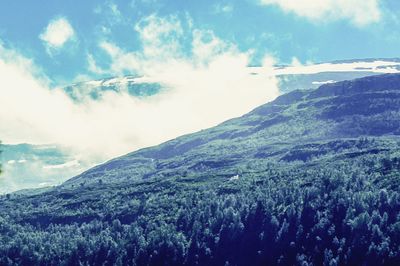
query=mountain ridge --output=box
[4,58,400,194]
[64,73,400,188]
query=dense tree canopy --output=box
[1,139,400,265]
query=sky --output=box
[1,0,400,164]
[1,0,400,84]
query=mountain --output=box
[64,58,400,99]
[1,73,400,265]
[2,58,399,194]
[270,58,400,93]
[64,73,400,187]
[63,76,162,102]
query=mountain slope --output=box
[3,58,400,194]
[1,74,400,265]
[63,76,162,102]
[64,73,400,187]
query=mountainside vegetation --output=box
[1,74,400,265]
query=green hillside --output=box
[1,74,400,265]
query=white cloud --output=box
[109,2,121,18]
[134,14,184,59]
[98,41,141,75]
[42,160,80,170]
[39,17,75,50]
[0,15,280,165]
[213,3,234,14]
[87,53,107,75]
[192,29,230,63]
[94,1,124,26]
[259,0,381,26]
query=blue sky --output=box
[1,0,400,85]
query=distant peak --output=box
[308,73,400,99]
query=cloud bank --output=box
[0,14,280,164]
[259,0,381,26]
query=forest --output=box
[1,138,400,265]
